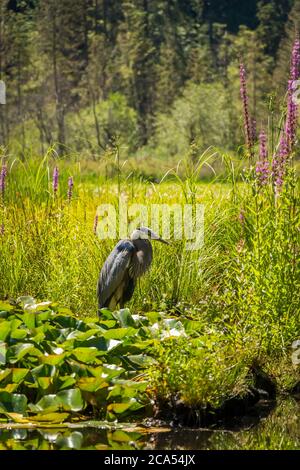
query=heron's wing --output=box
[97,240,135,307]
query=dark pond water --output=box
[0,399,299,450]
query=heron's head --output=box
[130,227,169,245]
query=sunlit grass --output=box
[0,153,239,317]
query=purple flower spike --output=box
[93,214,99,235]
[53,166,59,195]
[238,209,245,225]
[272,135,289,192]
[256,130,269,187]
[285,36,300,149]
[239,63,254,157]
[286,81,297,149]
[291,36,300,81]
[260,130,268,159]
[0,164,7,199]
[256,160,270,187]
[67,176,74,202]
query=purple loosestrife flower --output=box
[67,176,74,202]
[239,63,254,157]
[256,130,269,186]
[286,37,300,149]
[286,80,297,149]
[0,164,7,199]
[256,160,270,187]
[259,129,268,160]
[291,36,300,81]
[238,209,245,225]
[52,166,59,195]
[93,214,99,235]
[272,135,289,192]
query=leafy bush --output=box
[151,81,232,157]
[66,92,139,155]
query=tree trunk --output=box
[51,6,65,155]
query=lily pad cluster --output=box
[0,427,145,450]
[0,297,170,424]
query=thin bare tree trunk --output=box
[17,45,26,157]
[51,5,65,155]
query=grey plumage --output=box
[97,227,169,313]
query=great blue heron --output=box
[97,227,169,312]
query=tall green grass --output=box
[0,149,238,318]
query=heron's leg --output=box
[108,296,117,311]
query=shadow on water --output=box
[0,399,299,450]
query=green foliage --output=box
[148,334,252,409]
[0,0,290,156]
[0,138,299,424]
[0,152,236,315]
[66,93,138,155]
[151,82,232,157]
[0,298,155,423]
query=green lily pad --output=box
[127,354,156,367]
[12,368,29,384]
[56,389,84,412]
[69,347,101,363]
[0,342,6,365]
[77,377,109,392]
[29,412,70,423]
[39,353,66,366]
[57,376,76,390]
[0,302,14,312]
[103,327,137,340]
[10,329,28,340]
[113,309,136,328]
[0,369,11,383]
[55,431,83,449]
[22,312,36,329]
[0,298,161,424]
[0,392,28,413]
[7,343,42,364]
[107,402,132,414]
[0,322,11,342]
[34,394,60,412]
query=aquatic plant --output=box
[0,298,154,423]
[0,164,7,199]
[272,134,289,192]
[52,166,59,195]
[255,130,269,187]
[67,176,74,202]
[285,36,300,150]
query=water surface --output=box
[0,399,299,450]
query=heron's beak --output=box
[158,237,170,245]
[149,229,170,245]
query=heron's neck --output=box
[132,238,152,249]
[131,238,153,277]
